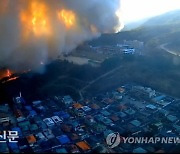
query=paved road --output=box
[159,43,180,57]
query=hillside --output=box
[89,9,180,52]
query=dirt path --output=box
[78,65,123,100]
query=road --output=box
[79,65,123,100]
[159,43,180,57]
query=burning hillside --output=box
[0,0,123,72]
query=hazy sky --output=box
[121,0,180,24]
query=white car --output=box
[51,116,63,124]
[43,118,55,127]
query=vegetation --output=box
[1,10,180,104]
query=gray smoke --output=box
[0,0,123,72]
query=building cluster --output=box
[0,84,179,153]
[88,40,144,56]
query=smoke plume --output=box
[0,0,123,72]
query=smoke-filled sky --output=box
[0,0,123,72]
[121,0,180,23]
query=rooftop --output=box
[130,120,141,127]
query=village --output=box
[0,83,180,153]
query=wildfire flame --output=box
[90,25,98,34]
[20,1,77,37]
[57,9,76,28]
[7,69,11,77]
[0,69,18,83]
[0,0,123,71]
[20,1,51,37]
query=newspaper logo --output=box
[0,131,19,143]
[106,132,120,148]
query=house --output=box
[43,129,55,139]
[0,143,9,153]
[167,115,178,123]
[76,141,91,151]
[8,142,19,152]
[123,48,135,54]
[0,104,10,112]
[68,145,80,153]
[103,98,114,104]
[35,132,47,143]
[103,129,114,138]
[35,106,46,112]
[0,113,10,124]
[43,118,55,127]
[36,120,47,130]
[159,109,169,116]
[54,111,70,119]
[63,95,73,106]
[131,86,156,99]
[18,120,31,134]
[24,106,33,111]
[116,111,127,118]
[69,133,79,141]
[102,117,113,126]
[73,103,83,109]
[153,122,163,130]
[110,115,120,122]
[18,138,32,152]
[12,127,23,137]
[126,124,141,134]
[130,120,141,127]
[81,106,91,112]
[51,116,63,124]
[55,148,68,153]
[68,120,79,130]
[39,140,52,152]
[90,103,100,110]
[125,108,136,115]
[32,100,42,106]
[26,134,36,145]
[28,110,37,118]
[146,104,157,110]
[101,110,111,116]
[117,104,127,111]
[152,95,166,102]
[85,136,100,149]
[94,114,105,122]
[75,109,86,117]
[93,144,109,153]
[14,109,25,122]
[57,135,70,144]
[133,147,147,153]
[92,123,106,133]
[117,87,125,93]
[173,124,180,135]
[30,124,39,133]
[61,124,72,133]
[14,96,26,104]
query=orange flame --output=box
[7,69,11,77]
[90,25,98,34]
[20,1,51,37]
[57,9,76,28]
